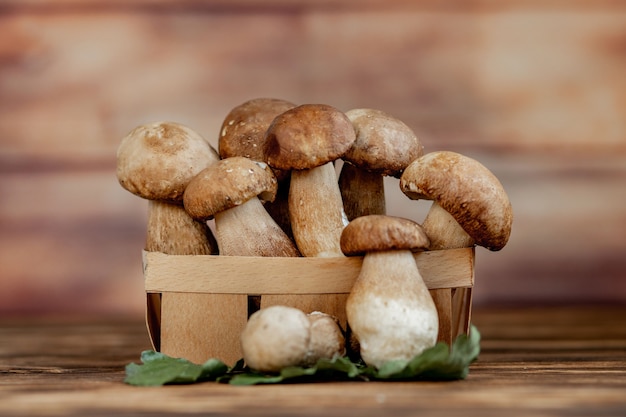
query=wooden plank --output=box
[142,248,475,294]
[1,306,625,417]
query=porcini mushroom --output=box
[240,306,345,373]
[400,151,513,252]
[264,103,356,257]
[184,156,299,258]
[341,215,438,369]
[116,121,220,363]
[306,311,346,365]
[400,150,513,340]
[339,108,423,220]
[263,104,356,325]
[218,98,297,237]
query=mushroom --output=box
[240,305,345,373]
[263,103,356,325]
[399,151,513,252]
[306,311,346,364]
[264,103,356,257]
[218,98,297,238]
[183,156,299,258]
[399,150,513,340]
[339,108,424,221]
[341,215,438,369]
[116,121,219,363]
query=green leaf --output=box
[124,350,228,386]
[124,326,481,386]
[370,325,481,381]
[227,355,364,385]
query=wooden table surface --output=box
[1,305,625,417]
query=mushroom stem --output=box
[347,250,438,369]
[289,161,348,258]
[144,200,217,353]
[421,201,475,250]
[146,200,217,255]
[421,201,475,343]
[214,197,300,258]
[338,163,386,221]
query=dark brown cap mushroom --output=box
[340,214,430,255]
[264,104,356,171]
[341,215,438,369]
[400,150,513,251]
[263,104,356,258]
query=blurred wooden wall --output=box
[1,0,625,316]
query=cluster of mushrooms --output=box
[117,98,513,372]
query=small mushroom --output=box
[218,98,297,237]
[183,156,300,258]
[306,311,346,365]
[241,306,345,373]
[116,121,220,363]
[339,108,423,221]
[341,215,438,369]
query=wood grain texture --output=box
[1,306,625,417]
[1,1,625,315]
[143,248,474,294]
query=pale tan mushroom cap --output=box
[183,156,277,221]
[116,122,219,202]
[264,104,356,171]
[344,108,423,177]
[241,306,311,373]
[400,151,513,251]
[340,215,430,256]
[305,312,346,365]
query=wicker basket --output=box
[142,247,474,365]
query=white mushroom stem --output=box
[347,250,438,369]
[289,161,348,257]
[421,201,475,250]
[338,163,386,221]
[214,196,300,257]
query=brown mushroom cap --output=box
[340,215,430,256]
[400,151,513,251]
[343,108,423,178]
[218,98,297,163]
[116,122,219,202]
[264,104,356,171]
[183,156,277,221]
